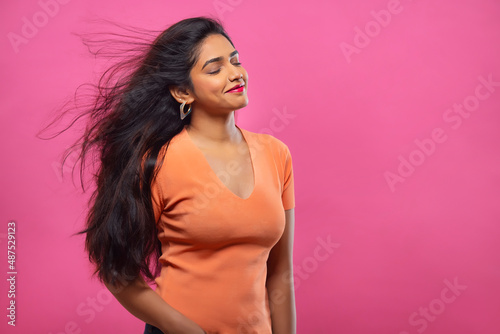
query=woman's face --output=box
[189,34,249,114]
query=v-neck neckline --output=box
[182,124,257,201]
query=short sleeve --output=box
[282,146,295,210]
[151,174,164,223]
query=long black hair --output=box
[38,16,234,287]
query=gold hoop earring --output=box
[180,101,192,120]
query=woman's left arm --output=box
[266,208,296,334]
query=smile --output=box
[226,83,245,93]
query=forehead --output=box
[196,34,235,62]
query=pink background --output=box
[1,0,500,333]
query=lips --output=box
[226,83,245,93]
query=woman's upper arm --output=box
[267,208,295,275]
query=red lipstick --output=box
[226,83,245,93]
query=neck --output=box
[186,109,241,143]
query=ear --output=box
[169,85,195,105]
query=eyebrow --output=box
[201,50,239,70]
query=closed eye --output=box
[208,62,242,75]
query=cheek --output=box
[195,77,225,97]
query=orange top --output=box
[151,125,295,333]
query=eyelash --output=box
[209,62,242,75]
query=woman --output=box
[53,16,295,333]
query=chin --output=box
[236,100,249,110]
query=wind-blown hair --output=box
[39,16,234,287]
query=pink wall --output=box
[1,0,500,333]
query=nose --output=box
[229,67,243,81]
